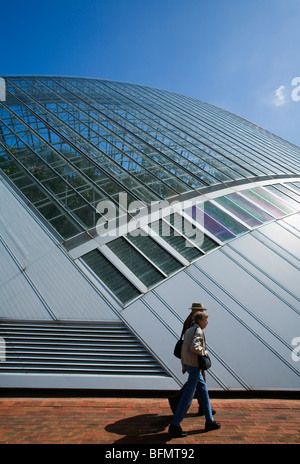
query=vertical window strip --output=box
[106,237,165,288]
[81,249,141,305]
[148,219,204,262]
[126,232,184,274]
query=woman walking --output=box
[169,311,221,437]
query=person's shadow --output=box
[105,412,206,444]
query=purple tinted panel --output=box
[185,205,235,242]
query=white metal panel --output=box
[124,281,252,390]
[229,233,300,299]
[223,245,299,311]
[194,250,299,344]
[25,249,118,321]
[282,213,300,232]
[0,246,51,320]
[187,264,299,388]
[152,271,212,317]
[0,373,177,390]
[254,220,300,261]
[123,298,184,385]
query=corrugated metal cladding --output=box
[0,322,173,390]
[0,76,300,391]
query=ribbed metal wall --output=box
[0,322,169,376]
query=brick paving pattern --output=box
[0,397,299,444]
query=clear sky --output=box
[1,0,300,147]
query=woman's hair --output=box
[194,311,209,324]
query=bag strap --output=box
[179,326,185,340]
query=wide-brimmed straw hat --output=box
[190,302,207,311]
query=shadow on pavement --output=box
[105,412,207,444]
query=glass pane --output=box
[281,183,300,201]
[204,201,249,235]
[250,187,296,214]
[148,220,203,262]
[264,184,300,210]
[49,215,83,239]
[72,205,99,229]
[37,201,66,220]
[226,192,273,223]
[242,189,293,218]
[20,183,48,204]
[127,231,184,273]
[198,234,220,253]
[287,182,300,194]
[185,204,235,242]
[107,237,164,288]
[214,196,262,227]
[168,213,219,252]
[82,249,141,304]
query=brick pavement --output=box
[0,396,299,444]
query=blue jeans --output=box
[171,364,214,426]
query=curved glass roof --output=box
[1,76,300,306]
[1,76,300,242]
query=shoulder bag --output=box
[173,327,184,359]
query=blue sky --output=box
[1,0,300,146]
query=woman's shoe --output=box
[205,421,221,431]
[168,424,188,437]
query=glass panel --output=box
[226,192,274,223]
[72,205,99,229]
[185,204,235,242]
[282,183,300,200]
[107,237,165,288]
[37,201,66,220]
[168,212,219,252]
[240,191,280,218]
[198,234,220,252]
[288,182,300,193]
[148,220,203,262]
[214,196,262,227]
[203,201,249,235]
[82,249,141,304]
[251,187,296,214]
[264,184,300,210]
[49,215,83,239]
[19,183,48,204]
[126,231,183,273]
